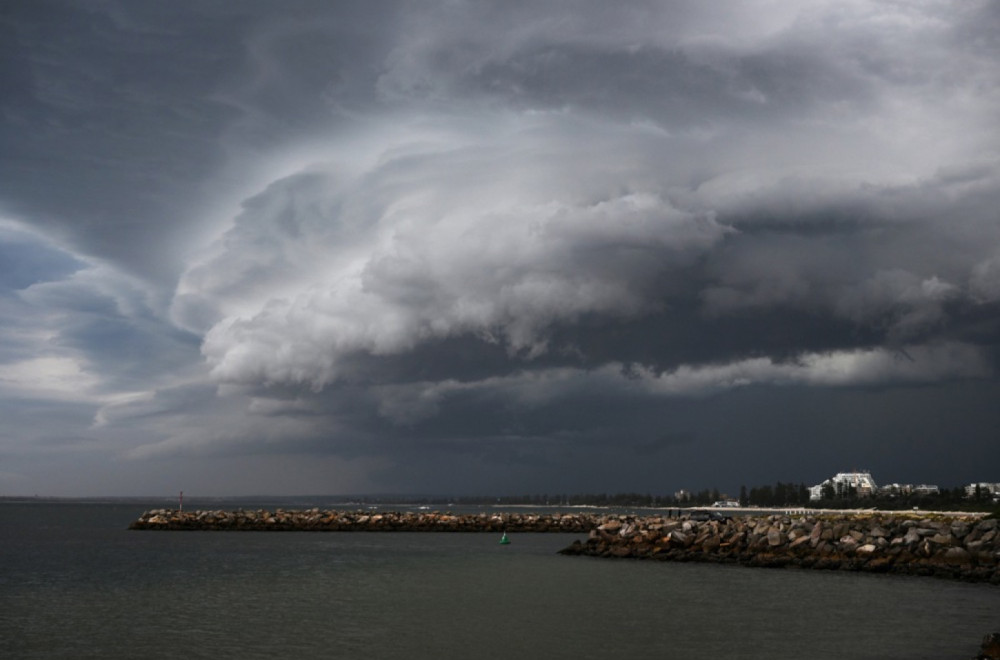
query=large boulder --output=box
[974,632,1000,660]
[766,527,784,547]
[944,547,971,565]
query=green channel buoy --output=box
[499,532,511,545]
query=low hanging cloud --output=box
[371,342,990,426]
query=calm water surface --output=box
[2,501,998,659]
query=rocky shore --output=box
[129,508,1000,583]
[128,508,596,533]
[559,512,1000,585]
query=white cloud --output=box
[369,342,991,425]
[0,357,100,401]
[183,119,732,390]
[639,342,990,394]
[91,390,158,428]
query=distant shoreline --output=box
[2,496,990,518]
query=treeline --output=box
[451,489,743,507]
[736,482,807,506]
[347,493,689,507]
[452,492,682,507]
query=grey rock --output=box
[930,533,955,547]
[944,547,971,564]
[767,527,783,547]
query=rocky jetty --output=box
[558,512,1000,584]
[129,508,596,533]
[975,633,1000,660]
[130,508,1000,583]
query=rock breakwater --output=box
[128,508,596,533]
[559,512,1000,584]
[129,508,1000,583]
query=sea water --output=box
[2,501,998,659]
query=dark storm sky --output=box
[2,0,999,497]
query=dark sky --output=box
[2,0,999,497]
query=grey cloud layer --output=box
[2,0,999,495]
[179,0,1000,393]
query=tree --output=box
[758,485,774,506]
[739,485,748,506]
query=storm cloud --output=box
[2,0,999,496]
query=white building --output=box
[808,470,878,500]
[876,482,939,497]
[965,483,1000,499]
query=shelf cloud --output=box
[2,0,999,496]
